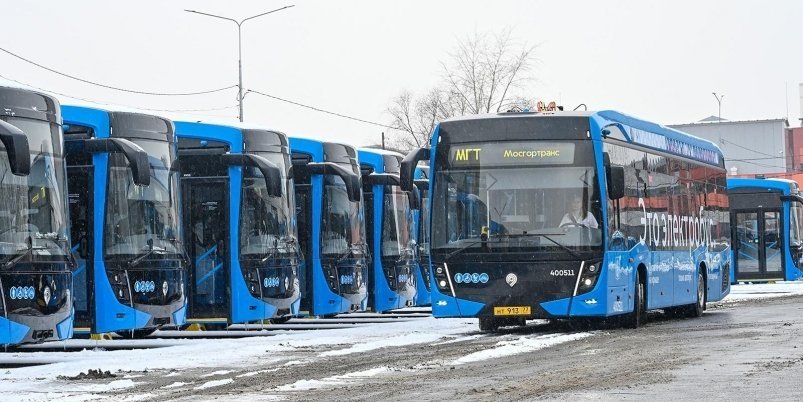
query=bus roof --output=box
[727,177,799,194]
[437,109,724,168]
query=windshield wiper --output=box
[443,238,489,260]
[128,239,166,267]
[506,233,582,260]
[3,237,33,268]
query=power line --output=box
[246,89,403,131]
[0,46,237,96]
[719,137,779,158]
[0,73,238,113]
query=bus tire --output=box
[115,328,157,339]
[478,317,499,332]
[624,274,645,329]
[685,271,705,318]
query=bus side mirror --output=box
[222,153,283,198]
[307,162,362,202]
[607,166,625,200]
[84,138,150,186]
[0,119,31,176]
[400,147,429,192]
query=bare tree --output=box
[387,30,536,151]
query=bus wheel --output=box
[115,328,157,339]
[624,274,645,329]
[478,317,499,332]
[685,271,705,318]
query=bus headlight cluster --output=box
[577,262,602,294]
[108,270,130,302]
[433,263,451,292]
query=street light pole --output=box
[712,92,724,122]
[185,6,295,122]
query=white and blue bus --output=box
[401,110,732,331]
[728,178,803,282]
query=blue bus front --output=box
[728,178,803,282]
[177,122,301,325]
[359,149,417,312]
[402,112,731,330]
[64,107,186,335]
[0,87,73,345]
[290,139,368,316]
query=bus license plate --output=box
[493,306,531,316]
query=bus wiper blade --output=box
[444,239,488,260]
[128,245,166,267]
[3,236,33,268]
[509,233,582,260]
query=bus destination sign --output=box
[449,141,575,167]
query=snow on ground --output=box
[1,281,800,401]
[722,281,803,302]
[452,332,595,365]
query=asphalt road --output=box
[92,295,803,401]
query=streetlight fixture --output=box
[185,5,295,122]
[712,92,724,122]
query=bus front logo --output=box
[506,273,518,287]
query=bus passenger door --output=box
[182,178,230,321]
[735,210,783,281]
[67,165,92,329]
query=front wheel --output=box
[623,274,645,329]
[478,317,499,332]
[115,328,157,339]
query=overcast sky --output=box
[2,0,802,147]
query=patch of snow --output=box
[201,370,233,377]
[453,332,594,365]
[194,378,234,390]
[161,381,189,389]
[274,367,389,392]
[318,332,444,357]
[723,281,803,302]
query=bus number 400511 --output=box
[550,269,575,277]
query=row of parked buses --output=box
[0,85,434,345]
[2,86,802,344]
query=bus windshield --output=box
[418,187,430,259]
[321,174,366,258]
[104,139,181,256]
[240,152,296,258]
[382,186,413,258]
[432,140,602,254]
[0,117,68,262]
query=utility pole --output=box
[712,92,724,122]
[185,6,295,122]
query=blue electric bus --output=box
[412,166,431,306]
[0,86,73,345]
[64,106,186,336]
[401,110,732,331]
[727,178,803,282]
[175,122,300,326]
[358,148,417,312]
[289,138,368,316]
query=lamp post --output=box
[712,92,724,122]
[185,6,295,122]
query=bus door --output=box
[182,177,229,320]
[67,163,93,329]
[734,210,783,281]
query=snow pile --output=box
[274,367,390,392]
[723,281,803,303]
[452,332,594,365]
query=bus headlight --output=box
[433,263,452,292]
[577,261,602,295]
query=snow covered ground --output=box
[1,281,801,401]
